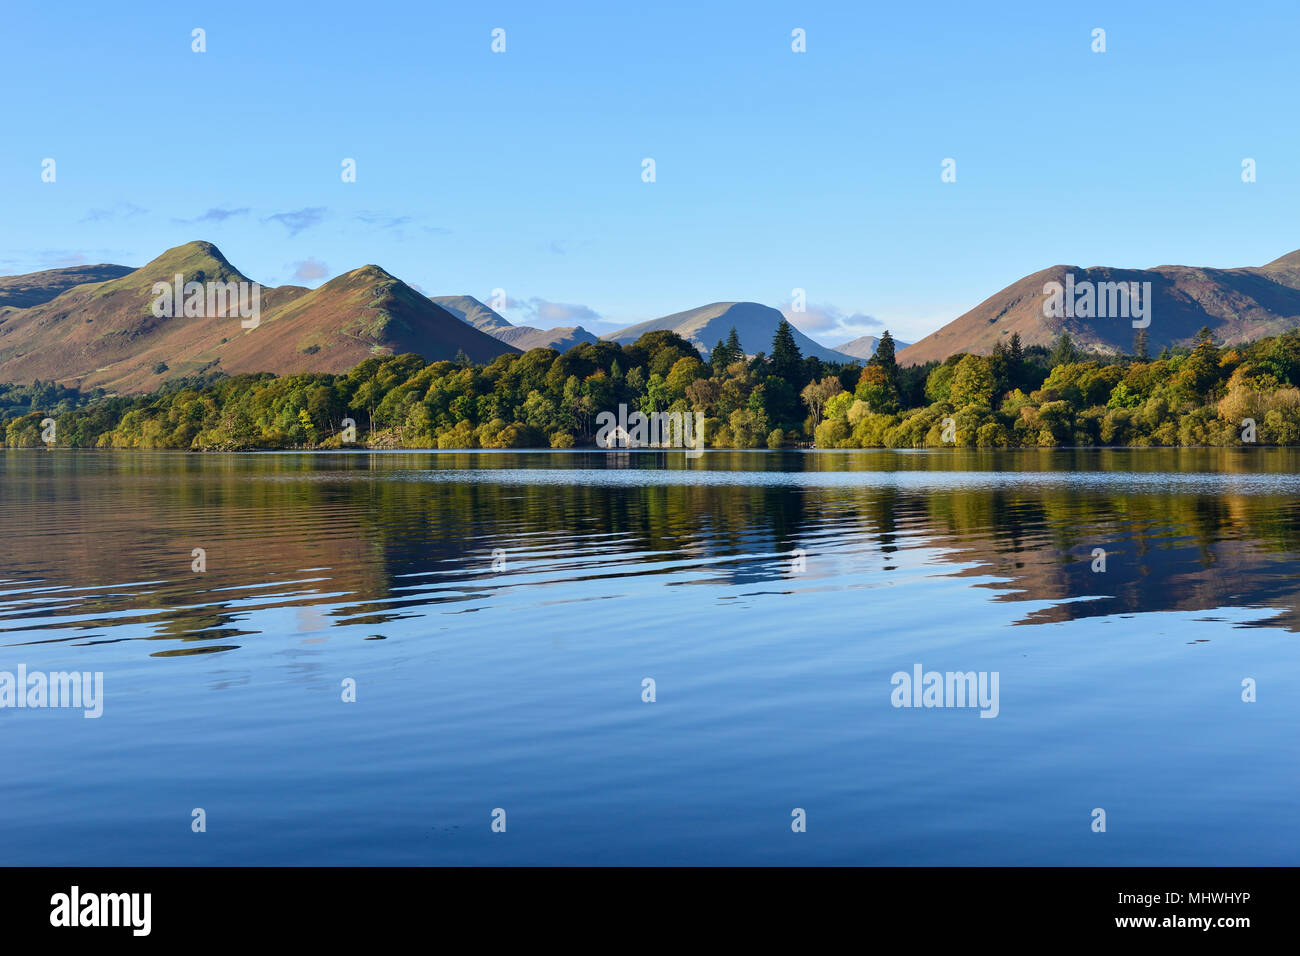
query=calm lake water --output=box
[1,448,1298,865]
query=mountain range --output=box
[444,297,866,363]
[431,295,601,352]
[600,301,852,363]
[0,244,866,393]
[5,241,1300,393]
[0,242,518,393]
[897,248,1300,365]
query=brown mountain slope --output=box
[0,241,517,392]
[898,249,1300,366]
[217,265,518,377]
[0,264,134,309]
[0,241,255,391]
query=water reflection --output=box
[2,448,1300,653]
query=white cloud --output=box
[783,302,882,339]
[291,258,329,282]
[506,296,602,328]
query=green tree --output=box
[1049,332,1078,369]
[800,375,843,425]
[924,363,956,404]
[989,339,1010,397]
[770,319,803,382]
[709,340,730,374]
[949,355,996,408]
[1007,332,1027,390]
[854,365,897,413]
[297,408,316,443]
[725,327,743,362]
[869,330,900,396]
[1132,328,1150,361]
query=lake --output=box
[1,448,1297,865]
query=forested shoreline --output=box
[4,320,1300,450]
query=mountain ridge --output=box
[898,248,1300,366]
[8,243,1299,389]
[0,242,518,392]
[0,264,135,309]
[431,294,601,352]
[602,301,854,363]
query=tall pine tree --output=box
[770,319,803,381]
[871,331,898,386]
[1132,328,1149,361]
[989,339,1010,397]
[725,327,743,362]
[1007,332,1025,391]
[709,340,729,374]
[1048,332,1077,369]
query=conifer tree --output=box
[725,327,743,363]
[770,319,803,381]
[1132,328,1149,361]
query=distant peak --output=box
[157,239,227,261]
[347,264,398,281]
[136,240,246,282]
[180,239,220,253]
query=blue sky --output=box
[2,0,1297,345]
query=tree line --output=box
[4,320,1300,449]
